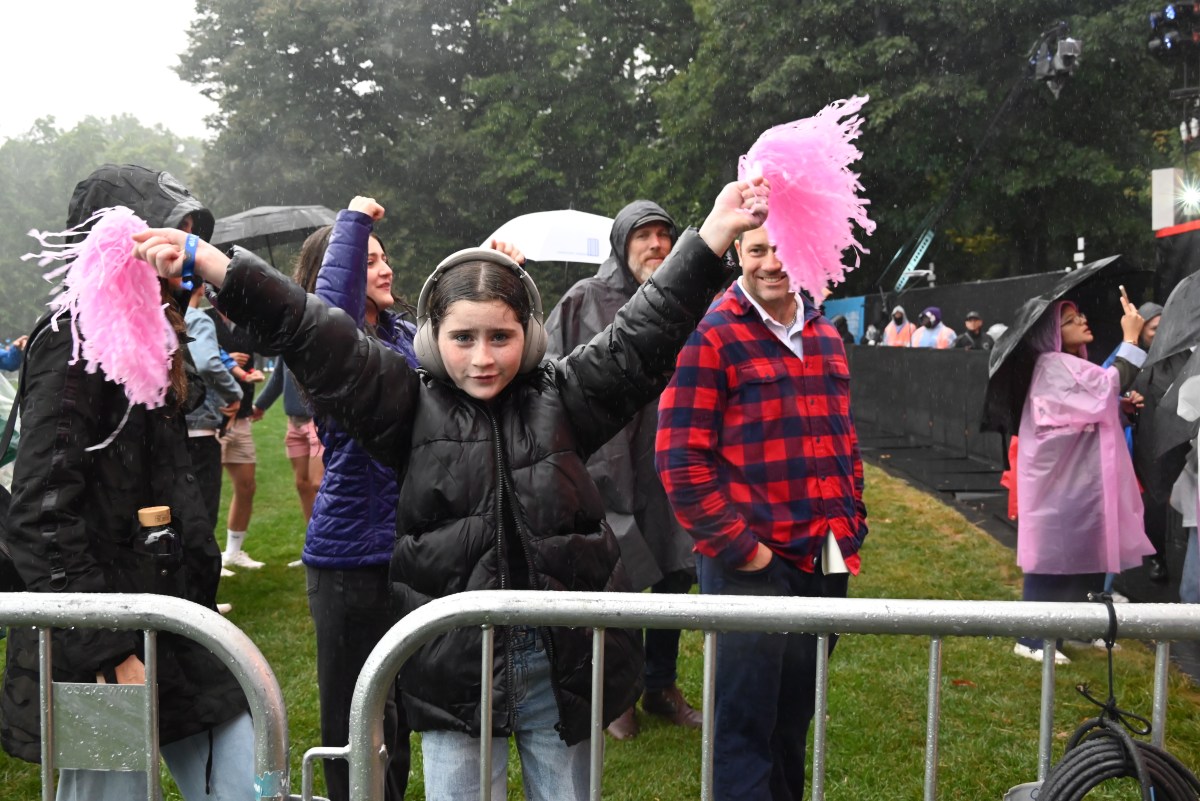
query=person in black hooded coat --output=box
[0,164,252,801]
[131,179,770,801]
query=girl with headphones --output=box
[133,176,768,800]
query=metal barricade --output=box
[327,590,1200,801]
[0,593,291,801]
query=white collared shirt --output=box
[737,276,805,358]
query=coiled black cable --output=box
[1037,594,1200,801]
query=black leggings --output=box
[1017,572,1105,650]
[307,565,409,801]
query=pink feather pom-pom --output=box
[27,207,178,410]
[738,96,875,301]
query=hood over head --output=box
[67,164,214,242]
[609,200,677,272]
[1138,301,1164,324]
[1027,300,1085,359]
[890,305,907,323]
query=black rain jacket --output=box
[0,166,245,763]
[544,201,694,590]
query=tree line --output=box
[0,0,1180,334]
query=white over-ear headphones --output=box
[413,247,547,381]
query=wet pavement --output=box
[857,421,1200,684]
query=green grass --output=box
[2,412,1199,799]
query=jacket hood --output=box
[1028,300,1086,359]
[608,200,677,274]
[890,305,907,322]
[67,164,214,241]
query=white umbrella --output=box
[482,210,613,264]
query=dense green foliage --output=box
[176,0,1178,299]
[0,117,203,337]
[0,1,1184,332]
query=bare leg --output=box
[225,462,257,532]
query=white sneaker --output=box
[287,559,304,568]
[1013,643,1070,665]
[216,603,232,615]
[223,550,265,570]
[1109,590,1130,603]
[220,567,236,578]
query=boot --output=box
[642,685,703,729]
[605,706,639,740]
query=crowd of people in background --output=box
[863,304,1007,350]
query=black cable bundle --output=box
[1038,594,1200,801]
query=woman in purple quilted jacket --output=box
[295,197,417,801]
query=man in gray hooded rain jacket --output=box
[545,200,702,740]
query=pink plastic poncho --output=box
[1015,301,1152,574]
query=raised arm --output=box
[556,178,769,457]
[316,199,382,326]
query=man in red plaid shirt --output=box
[656,224,868,801]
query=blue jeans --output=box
[698,553,849,801]
[1181,527,1199,604]
[56,711,254,801]
[421,627,588,801]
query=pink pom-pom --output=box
[26,207,177,411]
[738,96,876,301]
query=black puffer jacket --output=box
[0,165,246,763]
[215,230,730,745]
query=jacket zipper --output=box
[489,410,517,732]
[488,409,567,734]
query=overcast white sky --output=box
[0,0,217,142]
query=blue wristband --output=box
[181,234,199,291]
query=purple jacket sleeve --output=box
[315,209,374,327]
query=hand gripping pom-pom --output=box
[738,96,876,302]
[24,206,179,412]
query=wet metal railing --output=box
[0,593,291,801]
[337,591,1200,801]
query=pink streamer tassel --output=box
[25,206,178,411]
[738,96,876,301]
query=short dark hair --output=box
[429,261,531,333]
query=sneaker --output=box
[1013,643,1070,665]
[223,550,265,570]
[220,567,236,578]
[287,559,304,568]
[1109,590,1130,604]
[216,603,233,615]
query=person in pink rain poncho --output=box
[1014,299,1154,664]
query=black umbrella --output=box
[982,255,1153,440]
[210,205,337,267]
[1144,270,1200,369]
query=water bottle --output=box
[136,506,180,569]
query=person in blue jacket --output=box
[0,336,28,372]
[290,197,417,801]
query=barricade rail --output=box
[332,591,1200,801]
[0,593,290,801]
